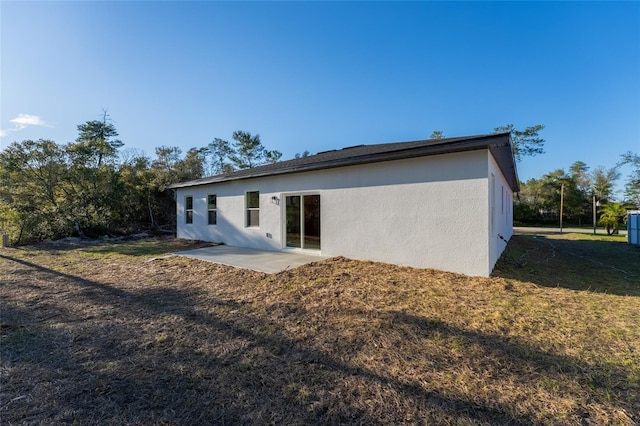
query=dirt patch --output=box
[1,236,638,425]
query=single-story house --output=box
[168,133,519,276]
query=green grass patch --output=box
[79,238,214,257]
[494,232,640,296]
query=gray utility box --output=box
[628,211,640,246]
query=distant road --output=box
[515,226,628,236]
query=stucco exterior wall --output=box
[487,151,514,272]
[176,149,505,276]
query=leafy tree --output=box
[517,178,545,209]
[229,131,264,169]
[114,151,176,232]
[71,112,123,167]
[493,124,545,162]
[0,139,66,207]
[150,145,184,196]
[539,169,578,221]
[430,130,444,139]
[206,138,234,175]
[175,148,206,182]
[147,146,206,228]
[514,178,546,224]
[63,115,126,236]
[0,115,227,243]
[619,151,640,207]
[119,147,147,166]
[624,184,640,208]
[591,165,620,203]
[229,130,282,169]
[598,202,628,235]
[567,161,594,224]
[0,139,69,243]
[569,161,590,193]
[265,149,283,164]
[515,167,591,225]
[116,154,155,228]
[151,146,205,186]
[0,203,21,244]
[152,146,182,174]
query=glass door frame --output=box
[281,191,322,253]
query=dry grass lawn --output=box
[1,233,639,425]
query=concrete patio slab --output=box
[174,245,329,274]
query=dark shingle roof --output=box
[168,133,520,192]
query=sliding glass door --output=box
[285,194,320,250]
[285,196,301,248]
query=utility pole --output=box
[593,195,596,235]
[560,183,564,233]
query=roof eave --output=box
[487,134,520,192]
[168,133,520,192]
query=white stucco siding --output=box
[487,151,514,272]
[176,182,284,251]
[176,149,495,276]
[322,176,488,275]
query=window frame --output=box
[185,195,194,225]
[245,191,260,228]
[207,194,217,225]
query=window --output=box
[207,194,217,225]
[185,196,193,224]
[246,191,259,227]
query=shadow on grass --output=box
[2,253,637,424]
[493,234,640,296]
[12,237,214,258]
[386,310,635,407]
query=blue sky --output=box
[1,1,639,195]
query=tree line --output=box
[2,115,635,243]
[431,125,639,232]
[2,119,544,245]
[513,155,640,232]
[0,114,282,244]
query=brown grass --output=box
[1,234,639,425]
